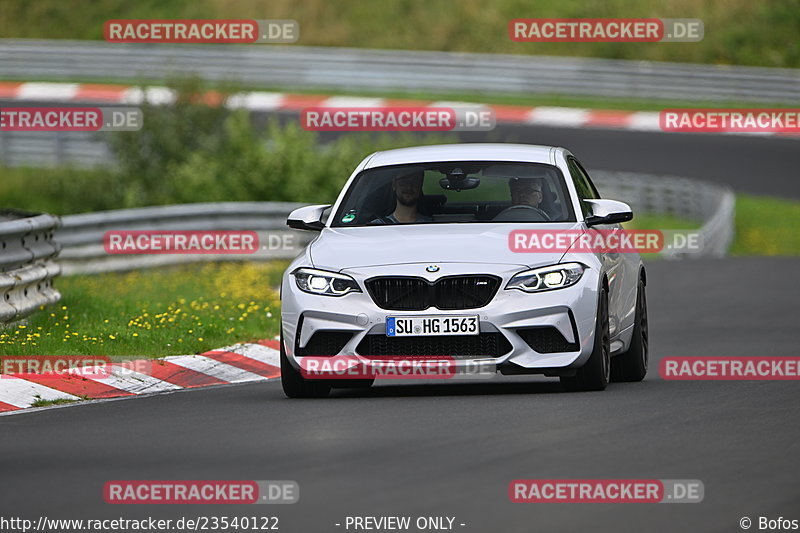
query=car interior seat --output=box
[540,182,562,220]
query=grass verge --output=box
[0,0,798,68]
[30,396,86,408]
[731,195,800,255]
[0,261,287,357]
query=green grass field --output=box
[1,0,798,68]
[730,195,800,256]
[0,262,286,357]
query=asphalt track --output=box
[1,256,798,532]
[1,114,799,532]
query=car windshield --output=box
[331,161,575,227]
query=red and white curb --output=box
[1,81,796,138]
[0,339,281,414]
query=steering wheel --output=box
[493,204,551,222]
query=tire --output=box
[561,285,610,392]
[611,278,649,382]
[280,333,331,398]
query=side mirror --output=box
[584,199,633,226]
[287,204,331,231]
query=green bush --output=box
[106,78,232,206]
[0,167,121,215]
[0,81,450,214]
[103,82,447,207]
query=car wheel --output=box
[280,333,331,398]
[561,285,610,392]
[611,278,648,382]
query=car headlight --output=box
[506,263,585,293]
[293,268,361,296]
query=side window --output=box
[567,157,599,218]
[574,159,601,199]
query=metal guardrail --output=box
[592,170,735,258]
[0,210,62,324]
[0,131,113,168]
[1,39,799,103]
[2,169,735,321]
[57,202,313,275]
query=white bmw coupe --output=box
[280,144,648,397]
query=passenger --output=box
[371,170,433,224]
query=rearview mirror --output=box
[439,177,480,191]
[584,199,633,226]
[439,167,480,191]
[287,204,331,231]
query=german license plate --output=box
[386,315,479,337]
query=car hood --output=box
[309,222,584,270]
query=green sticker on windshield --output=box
[342,213,356,223]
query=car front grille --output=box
[365,275,500,311]
[356,332,511,358]
[516,327,579,353]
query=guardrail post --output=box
[0,210,63,324]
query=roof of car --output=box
[364,143,559,169]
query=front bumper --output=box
[280,262,601,374]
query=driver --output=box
[509,177,544,208]
[491,176,551,221]
[371,170,433,224]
